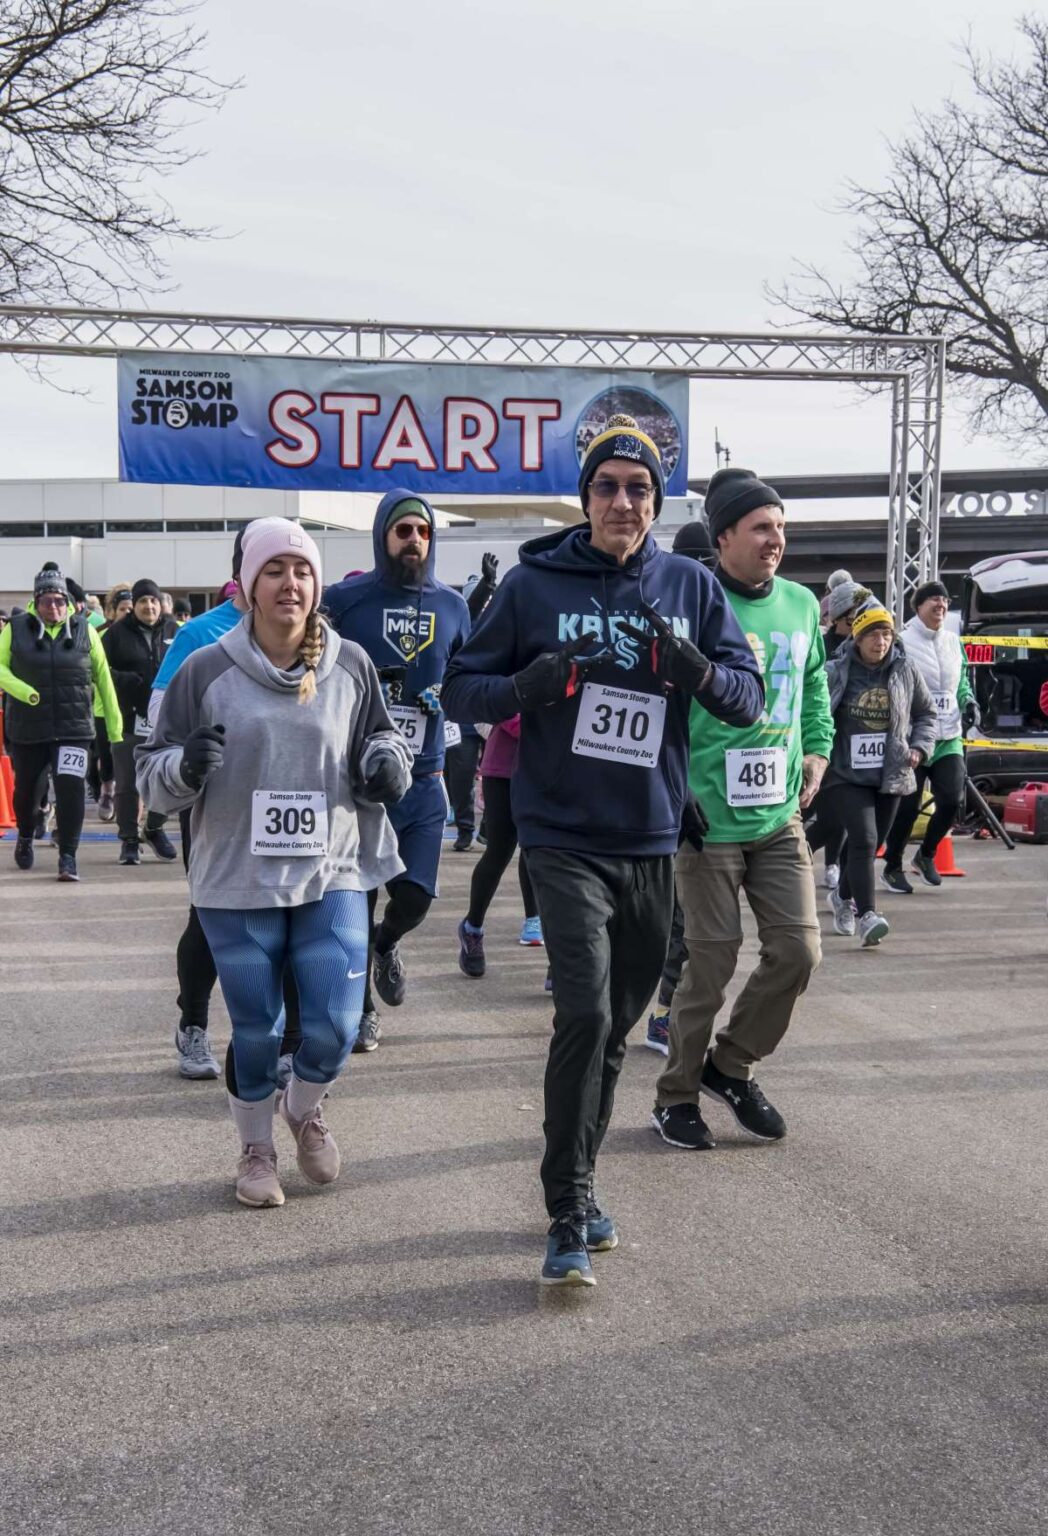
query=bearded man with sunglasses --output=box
[324,490,471,1043]
[443,416,764,1287]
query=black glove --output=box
[180,724,225,789]
[512,639,604,710]
[377,665,407,706]
[621,609,712,694]
[481,551,498,585]
[962,699,979,731]
[679,793,710,852]
[361,746,410,807]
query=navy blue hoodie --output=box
[441,526,764,855]
[323,490,471,775]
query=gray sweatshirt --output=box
[136,615,411,909]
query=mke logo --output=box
[383,608,435,662]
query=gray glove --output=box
[361,746,411,807]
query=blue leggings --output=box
[198,890,370,1102]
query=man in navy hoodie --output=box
[325,491,471,1044]
[443,414,764,1287]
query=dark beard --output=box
[390,552,428,588]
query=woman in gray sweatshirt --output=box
[137,519,412,1209]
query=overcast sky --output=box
[0,0,1034,491]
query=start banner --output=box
[117,352,690,497]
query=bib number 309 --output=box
[572,683,666,769]
[251,790,328,857]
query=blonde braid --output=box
[297,609,326,703]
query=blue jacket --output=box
[323,490,471,775]
[442,526,764,855]
[153,599,239,692]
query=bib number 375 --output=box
[251,790,328,857]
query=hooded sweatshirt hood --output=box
[370,489,438,589]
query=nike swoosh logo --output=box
[347,969,366,979]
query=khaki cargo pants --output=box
[656,814,821,1102]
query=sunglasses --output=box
[392,521,431,542]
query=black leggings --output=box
[466,776,538,929]
[10,740,87,855]
[808,782,900,916]
[362,878,433,1013]
[883,753,965,867]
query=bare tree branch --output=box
[769,16,1048,450]
[0,0,236,308]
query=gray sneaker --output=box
[827,887,857,937]
[176,1025,221,1080]
[352,1011,381,1052]
[373,943,406,1006]
[858,910,890,948]
[911,850,942,888]
[275,1052,294,1089]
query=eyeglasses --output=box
[588,478,655,504]
[392,522,432,542]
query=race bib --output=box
[571,683,666,769]
[850,733,885,770]
[932,692,953,714]
[444,721,462,749]
[725,747,787,807]
[56,746,88,778]
[390,704,425,757]
[250,790,328,857]
[134,714,151,738]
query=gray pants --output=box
[112,738,166,845]
[657,815,821,1099]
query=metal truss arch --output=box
[0,305,945,619]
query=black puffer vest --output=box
[6,610,94,745]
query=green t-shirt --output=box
[688,576,834,843]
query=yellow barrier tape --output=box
[961,634,1048,650]
[966,738,1048,752]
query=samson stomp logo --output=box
[129,368,239,430]
[383,608,435,662]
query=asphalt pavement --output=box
[1,818,1046,1536]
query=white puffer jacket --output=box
[901,617,962,740]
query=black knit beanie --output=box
[672,520,715,562]
[578,414,665,517]
[132,578,162,603]
[705,467,783,544]
[913,580,949,608]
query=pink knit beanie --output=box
[235,518,323,613]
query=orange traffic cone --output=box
[0,753,15,831]
[934,831,966,878]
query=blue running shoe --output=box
[541,1217,595,1286]
[584,1179,618,1251]
[457,919,486,978]
[645,1008,670,1055]
[519,916,544,946]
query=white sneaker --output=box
[823,862,840,890]
[235,1143,285,1207]
[176,1025,221,1080]
[858,910,890,948]
[828,888,856,937]
[278,1092,341,1184]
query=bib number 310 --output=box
[251,790,328,857]
[572,683,666,769]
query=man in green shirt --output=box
[652,469,834,1149]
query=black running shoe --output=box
[452,831,473,852]
[650,1102,716,1150]
[700,1056,786,1141]
[14,836,34,870]
[56,853,80,883]
[911,850,942,888]
[119,839,141,866]
[584,1177,618,1251]
[881,865,913,895]
[373,943,406,1006]
[144,826,178,861]
[33,809,47,841]
[457,919,486,978]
